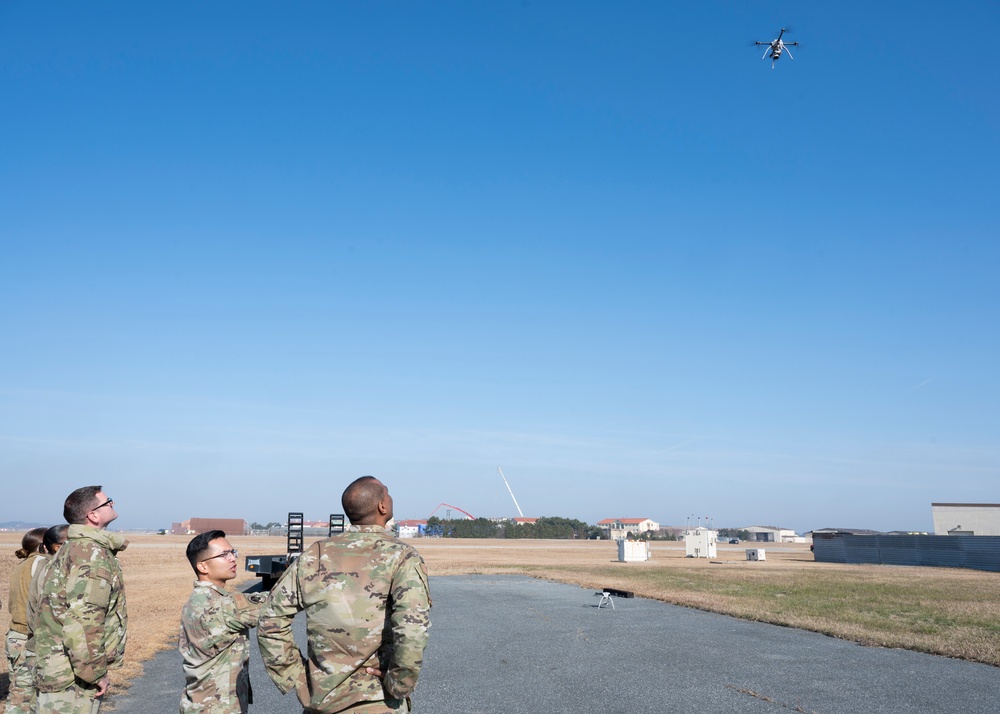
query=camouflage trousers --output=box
[35,681,102,714]
[5,630,35,714]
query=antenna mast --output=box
[497,466,525,518]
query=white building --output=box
[597,518,660,540]
[684,527,717,558]
[618,540,651,562]
[932,503,1000,535]
[742,525,806,543]
[395,520,427,538]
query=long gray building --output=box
[932,503,1000,536]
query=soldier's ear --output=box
[196,560,209,576]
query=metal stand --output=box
[329,514,345,536]
[287,512,304,555]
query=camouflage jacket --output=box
[34,525,128,692]
[179,581,264,714]
[257,525,431,713]
[25,554,52,655]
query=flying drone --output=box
[755,28,798,69]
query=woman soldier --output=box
[6,526,47,714]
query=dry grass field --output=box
[2,532,999,711]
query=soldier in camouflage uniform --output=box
[26,525,71,649]
[179,530,266,714]
[34,486,128,714]
[258,476,431,714]
[6,526,48,714]
[12,524,70,714]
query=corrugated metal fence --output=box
[813,534,1000,572]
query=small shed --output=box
[617,540,651,562]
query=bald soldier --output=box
[257,477,431,713]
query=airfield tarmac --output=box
[111,574,998,714]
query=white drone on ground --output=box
[755,28,798,69]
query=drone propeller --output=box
[774,26,795,44]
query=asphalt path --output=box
[111,574,1000,713]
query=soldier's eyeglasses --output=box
[92,498,114,511]
[200,549,239,562]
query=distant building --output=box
[0,521,47,532]
[511,517,538,525]
[932,503,1000,536]
[742,525,806,543]
[597,518,660,540]
[171,518,249,536]
[301,519,334,536]
[396,519,427,538]
[808,528,881,537]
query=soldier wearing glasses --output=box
[179,530,265,714]
[35,486,128,714]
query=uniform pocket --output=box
[84,567,114,609]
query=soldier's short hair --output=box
[342,476,384,524]
[43,524,70,554]
[63,485,104,524]
[186,530,227,572]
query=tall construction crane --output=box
[497,466,524,518]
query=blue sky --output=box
[2,2,997,533]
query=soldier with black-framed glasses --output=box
[179,530,266,714]
[35,485,127,714]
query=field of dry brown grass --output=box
[2,532,999,712]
